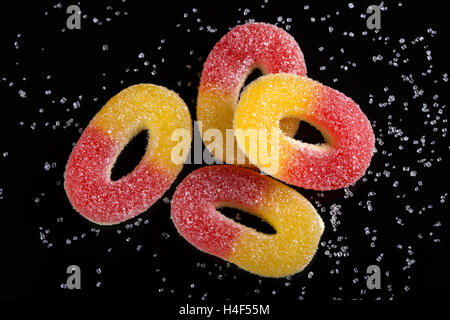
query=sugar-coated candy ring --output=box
[65,84,192,225]
[234,73,375,190]
[197,22,307,165]
[171,165,324,278]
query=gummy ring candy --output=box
[234,73,375,190]
[171,165,324,278]
[197,22,307,165]
[65,84,192,225]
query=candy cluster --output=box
[65,23,374,277]
[197,23,307,164]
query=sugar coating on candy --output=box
[171,165,324,278]
[65,126,172,224]
[199,22,306,94]
[230,179,324,277]
[197,23,307,164]
[234,73,375,190]
[65,84,192,225]
[171,166,266,258]
[283,84,375,190]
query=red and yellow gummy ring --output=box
[234,73,375,190]
[197,22,307,165]
[65,84,192,225]
[171,165,324,278]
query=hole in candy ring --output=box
[290,120,326,145]
[216,205,277,235]
[110,129,149,181]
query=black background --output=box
[0,0,448,312]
